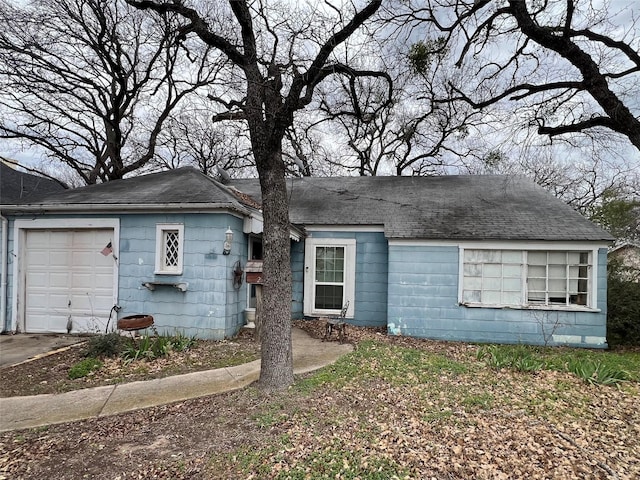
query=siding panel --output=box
[388,245,608,348]
[296,231,388,327]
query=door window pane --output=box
[315,285,344,310]
[314,246,345,310]
[315,247,344,283]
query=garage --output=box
[23,228,116,333]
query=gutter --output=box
[1,213,7,333]
[1,202,252,216]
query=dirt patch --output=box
[0,328,260,398]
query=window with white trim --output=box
[461,249,593,309]
[304,238,355,317]
[526,251,590,306]
[155,224,184,274]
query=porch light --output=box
[223,226,233,255]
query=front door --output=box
[303,238,355,317]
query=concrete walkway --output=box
[0,333,85,367]
[0,328,352,433]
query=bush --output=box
[607,259,640,347]
[68,358,103,379]
[85,332,125,358]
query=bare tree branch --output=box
[0,0,220,184]
[404,0,640,151]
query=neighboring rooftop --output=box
[231,175,613,242]
[0,159,65,204]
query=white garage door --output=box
[24,229,115,333]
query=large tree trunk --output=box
[254,146,294,390]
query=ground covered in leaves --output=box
[1,322,638,479]
[0,329,260,397]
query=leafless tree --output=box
[154,102,255,177]
[392,0,640,153]
[308,31,485,176]
[0,0,219,185]
[129,0,387,390]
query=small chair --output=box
[323,301,349,343]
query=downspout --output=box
[1,214,7,333]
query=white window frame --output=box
[525,251,591,307]
[459,245,599,311]
[304,238,356,317]
[246,234,263,310]
[155,223,184,275]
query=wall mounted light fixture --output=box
[223,226,233,255]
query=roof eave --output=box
[1,202,252,216]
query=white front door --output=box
[303,238,355,317]
[24,229,115,333]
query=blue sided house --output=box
[0,168,613,347]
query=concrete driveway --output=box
[0,333,86,368]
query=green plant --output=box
[477,345,512,369]
[477,345,544,372]
[566,358,630,386]
[122,335,154,363]
[121,331,196,364]
[85,332,124,358]
[68,357,103,379]
[169,331,196,351]
[512,355,544,372]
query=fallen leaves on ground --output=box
[0,329,260,397]
[0,322,638,479]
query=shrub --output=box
[607,259,640,347]
[68,358,103,379]
[85,332,125,358]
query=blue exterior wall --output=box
[387,245,608,348]
[297,231,388,327]
[116,213,247,339]
[2,211,610,348]
[291,239,305,319]
[3,212,248,339]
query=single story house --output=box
[609,242,640,282]
[0,168,613,347]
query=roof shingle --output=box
[231,175,612,242]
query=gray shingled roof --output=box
[4,167,612,242]
[4,167,252,214]
[0,161,65,204]
[231,175,613,242]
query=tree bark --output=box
[254,147,294,390]
[508,0,640,151]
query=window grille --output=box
[155,224,184,274]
